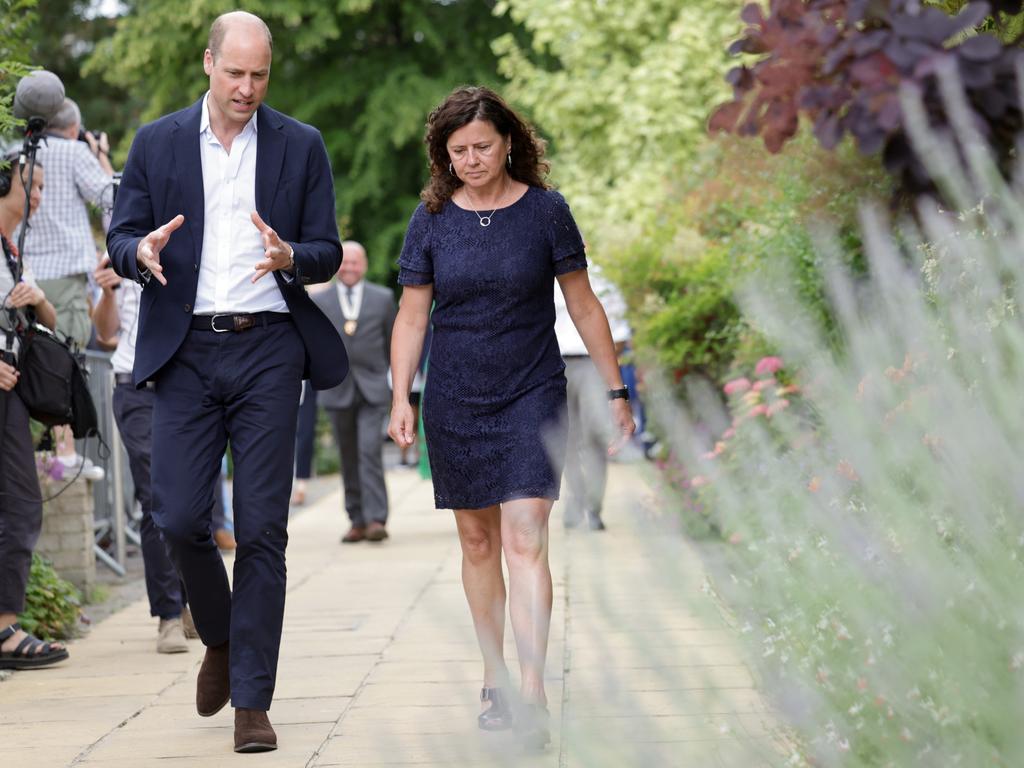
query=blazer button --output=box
[194,264,198,272]
[184,304,191,313]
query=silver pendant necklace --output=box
[464,176,510,228]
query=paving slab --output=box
[3,462,787,766]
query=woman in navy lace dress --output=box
[388,87,634,748]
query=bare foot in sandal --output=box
[0,619,69,670]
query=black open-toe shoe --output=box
[515,703,551,750]
[478,687,514,731]
[0,622,69,670]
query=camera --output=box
[78,128,102,144]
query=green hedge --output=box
[19,553,80,641]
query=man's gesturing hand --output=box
[251,211,294,283]
[136,215,185,286]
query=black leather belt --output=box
[191,312,292,333]
[114,373,154,389]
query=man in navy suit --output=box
[107,11,347,753]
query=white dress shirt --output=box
[554,264,631,356]
[194,92,288,315]
[110,278,142,375]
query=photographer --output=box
[14,96,114,480]
[0,152,67,670]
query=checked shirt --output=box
[14,135,114,280]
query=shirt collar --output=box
[199,92,259,141]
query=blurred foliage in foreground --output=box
[651,83,1024,765]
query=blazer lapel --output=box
[171,99,205,256]
[256,105,286,226]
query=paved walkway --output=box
[3,463,785,767]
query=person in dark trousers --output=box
[0,154,68,670]
[313,241,396,543]
[290,380,318,506]
[106,11,347,753]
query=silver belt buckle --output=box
[210,313,231,333]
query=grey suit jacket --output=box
[313,281,397,409]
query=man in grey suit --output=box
[313,241,397,543]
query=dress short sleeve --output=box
[546,191,587,276]
[397,203,434,286]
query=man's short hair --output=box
[49,98,81,132]
[208,12,273,60]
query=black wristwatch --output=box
[607,385,630,401]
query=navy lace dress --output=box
[398,186,587,510]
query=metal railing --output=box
[83,350,137,576]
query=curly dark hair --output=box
[421,86,550,214]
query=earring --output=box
[506,152,512,168]
[449,163,454,175]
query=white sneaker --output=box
[59,454,105,482]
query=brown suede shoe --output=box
[156,617,189,654]
[181,606,200,640]
[196,641,230,717]
[234,708,278,753]
[366,521,389,542]
[340,526,366,543]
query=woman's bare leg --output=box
[500,497,554,707]
[454,506,510,699]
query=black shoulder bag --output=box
[3,236,99,441]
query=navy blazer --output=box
[106,98,349,391]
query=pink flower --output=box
[752,378,776,392]
[749,404,768,418]
[723,377,751,396]
[721,427,736,440]
[766,398,790,417]
[37,456,64,481]
[755,356,784,376]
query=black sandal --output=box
[478,687,514,731]
[0,622,69,670]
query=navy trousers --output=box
[112,383,184,619]
[151,321,303,711]
[294,381,317,480]
[0,390,42,614]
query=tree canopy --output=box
[494,0,743,246]
[0,0,38,140]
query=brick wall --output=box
[36,475,95,597]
